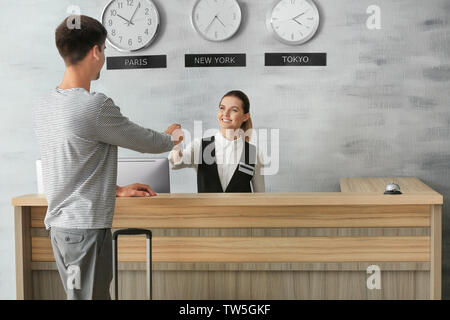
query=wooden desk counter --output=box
[12,178,443,300]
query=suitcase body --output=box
[112,228,152,300]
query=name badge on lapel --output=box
[238,162,255,176]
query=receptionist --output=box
[169,90,265,193]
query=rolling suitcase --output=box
[112,228,152,300]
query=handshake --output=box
[165,123,184,146]
[116,123,184,198]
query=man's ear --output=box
[92,45,101,61]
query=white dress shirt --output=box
[168,131,265,192]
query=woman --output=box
[169,90,265,192]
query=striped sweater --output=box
[33,87,173,229]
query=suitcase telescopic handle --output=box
[113,228,152,239]
[112,228,152,300]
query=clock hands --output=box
[292,18,309,28]
[275,9,310,23]
[204,13,227,33]
[204,15,217,33]
[291,9,309,21]
[215,15,226,28]
[117,14,134,26]
[291,9,311,28]
[118,2,141,27]
[129,2,141,25]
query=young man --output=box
[33,15,182,300]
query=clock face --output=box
[101,0,160,52]
[191,0,242,42]
[267,0,320,45]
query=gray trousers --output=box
[50,227,113,300]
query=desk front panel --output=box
[23,202,437,300]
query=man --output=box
[33,15,183,300]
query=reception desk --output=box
[12,177,443,300]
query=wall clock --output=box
[267,0,320,45]
[101,0,160,52]
[191,0,242,42]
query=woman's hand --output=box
[169,142,183,165]
[116,184,157,197]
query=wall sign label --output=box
[106,55,167,70]
[265,53,327,66]
[185,54,246,67]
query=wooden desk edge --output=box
[11,192,444,207]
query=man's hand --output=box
[165,123,184,145]
[116,183,157,197]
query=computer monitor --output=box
[117,158,170,193]
[36,158,171,194]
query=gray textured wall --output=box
[0,0,449,299]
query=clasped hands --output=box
[116,123,184,198]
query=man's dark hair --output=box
[55,15,107,65]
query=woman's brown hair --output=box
[221,90,253,142]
